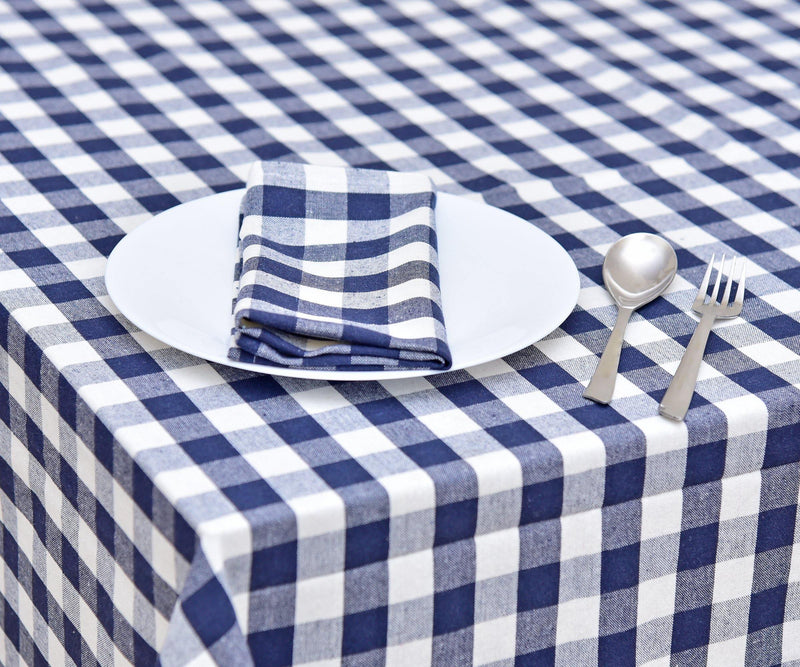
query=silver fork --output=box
[659,254,746,421]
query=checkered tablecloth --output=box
[1,0,800,665]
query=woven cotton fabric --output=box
[0,0,800,666]
[229,161,451,370]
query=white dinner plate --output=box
[105,190,579,381]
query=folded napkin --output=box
[228,161,451,370]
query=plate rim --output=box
[106,189,579,381]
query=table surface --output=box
[1,0,800,665]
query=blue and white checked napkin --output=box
[229,161,451,370]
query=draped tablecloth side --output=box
[0,306,194,665]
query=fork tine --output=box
[720,257,736,307]
[709,254,725,303]
[695,253,715,306]
[734,262,746,305]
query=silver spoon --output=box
[583,233,677,404]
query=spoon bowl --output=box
[604,234,678,309]
[584,233,677,404]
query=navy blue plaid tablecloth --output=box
[0,0,799,665]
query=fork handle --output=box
[659,312,716,421]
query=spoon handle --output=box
[583,306,633,404]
